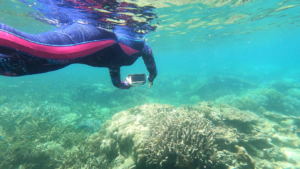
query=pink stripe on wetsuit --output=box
[0,23,157,89]
[0,31,117,59]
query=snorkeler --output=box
[0,23,157,89]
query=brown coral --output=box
[145,114,217,169]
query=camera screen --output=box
[129,74,146,84]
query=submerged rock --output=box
[84,103,300,169]
[87,104,221,169]
[3,102,299,169]
[81,104,261,169]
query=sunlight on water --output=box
[146,0,300,48]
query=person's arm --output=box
[109,67,131,89]
[142,43,158,88]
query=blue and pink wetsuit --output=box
[0,23,157,89]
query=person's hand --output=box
[126,76,132,86]
[149,81,153,88]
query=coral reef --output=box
[145,110,216,168]
[189,95,201,103]
[82,103,300,169]
[0,102,96,169]
[287,88,300,99]
[183,76,256,100]
[216,87,300,116]
[216,93,268,113]
[1,100,300,169]
[77,118,102,133]
[271,78,300,92]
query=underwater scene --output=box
[0,0,300,168]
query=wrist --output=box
[148,75,154,82]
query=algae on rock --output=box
[86,102,300,169]
[2,101,300,169]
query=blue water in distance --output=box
[0,0,299,108]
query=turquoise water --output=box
[1,0,300,168]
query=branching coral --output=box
[145,115,217,169]
[0,102,95,168]
[2,101,300,169]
